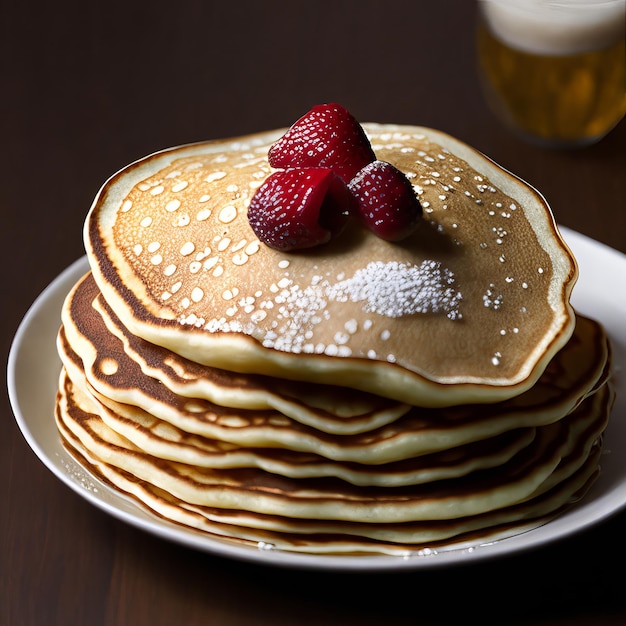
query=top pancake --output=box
[85,125,577,407]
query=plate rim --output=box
[7,227,626,571]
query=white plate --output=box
[7,227,626,571]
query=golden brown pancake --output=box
[56,391,604,556]
[65,350,543,485]
[53,120,614,556]
[55,368,611,552]
[85,125,577,407]
[55,264,612,556]
[65,272,410,436]
[59,271,610,464]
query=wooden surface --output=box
[2,1,625,624]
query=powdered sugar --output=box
[328,260,463,320]
[181,258,462,357]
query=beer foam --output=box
[480,0,626,55]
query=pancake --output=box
[55,368,611,552]
[56,401,603,556]
[53,113,614,556]
[85,125,577,407]
[59,338,538,486]
[65,272,410,436]
[59,271,611,464]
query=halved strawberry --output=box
[247,168,354,251]
[268,103,376,183]
[349,160,423,241]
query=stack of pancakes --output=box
[55,125,613,555]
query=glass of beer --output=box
[476,0,626,147]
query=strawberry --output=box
[268,103,376,183]
[349,160,423,241]
[247,168,354,251]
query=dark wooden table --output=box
[2,2,625,624]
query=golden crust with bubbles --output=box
[85,125,577,407]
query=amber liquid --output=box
[476,21,626,145]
